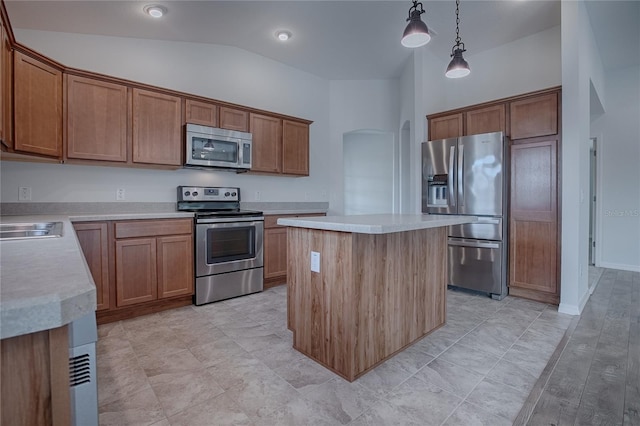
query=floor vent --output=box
[69,353,91,387]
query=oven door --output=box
[195,218,263,277]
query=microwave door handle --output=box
[449,146,455,207]
[458,144,464,207]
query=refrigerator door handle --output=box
[458,144,464,206]
[448,238,500,249]
[449,146,456,207]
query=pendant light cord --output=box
[452,0,465,55]
[455,0,461,46]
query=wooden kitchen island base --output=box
[286,223,449,382]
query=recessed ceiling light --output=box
[275,31,292,42]
[144,5,167,18]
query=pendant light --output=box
[445,0,470,78]
[401,0,431,48]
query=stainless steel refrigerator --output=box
[422,131,508,300]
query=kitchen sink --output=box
[0,222,64,241]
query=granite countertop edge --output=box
[277,214,477,234]
[0,216,97,340]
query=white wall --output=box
[422,26,562,114]
[591,65,640,272]
[328,79,400,214]
[559,0,607,315]
[343,131,395,215]
[1,29,332,204]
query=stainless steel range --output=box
[177,186,264,305]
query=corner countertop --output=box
[277,214,477,234]
[0,215,96,339]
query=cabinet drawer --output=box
[115,218,193,239]
[264,213,325,228]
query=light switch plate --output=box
[310,251,320,273]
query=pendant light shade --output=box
[446,48,470,78]
[445,0,470,78]
[401,1,431,48]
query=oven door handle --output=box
[197,217,264,224]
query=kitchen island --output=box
[277,214,476,382]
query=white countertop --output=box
[0,215,97,339]
[277,214,476,234]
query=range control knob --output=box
[184,191,190,196]
[231,192,237,197]
[225,192,231,197]
[192,191,198,196]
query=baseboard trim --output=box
[598,262,640,273]
[558,289,590,316]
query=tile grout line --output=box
[512,313,580,426]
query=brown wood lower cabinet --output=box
[73,218,194,324]
[264,213,325,288]
[1,325,71,426]
[73,222,110,311]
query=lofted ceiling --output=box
[3,1,637,80]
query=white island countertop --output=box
[0,215,97,339]
[277,214,477,234]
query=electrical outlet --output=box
[254,191,261,201]
[18,187,31,201]
[304,192,310,201]
[321,190,328,199]
[116,188,125,201]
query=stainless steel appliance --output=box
[422,131,508,300]
[177,186,263,305]
[184,124,252,171]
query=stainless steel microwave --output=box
[185,124,252,171]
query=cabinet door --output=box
[509,139,558,300]
[465,104,505,136]
[0,19,12,149]
[67,75,128,162]
[510,92,558,140]
[157,234,194,299]
[115,238,157,306]
[250,113,282,173]
[282,120,309,176]
[13,51,62,157]
[185,99,217,127]
[219,106,248,132]
[73,222,110,311]
[429,113,462,140]
[264,227,287,280]
[132,88,182,166]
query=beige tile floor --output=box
[97,286,573,425]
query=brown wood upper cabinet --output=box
[13,50,62,158]
[465,104,505,135]
[510,92,558,140]
[185,98,217,127]
[73,222,110,311]
[0,17,12,149]
[250,112,282,173]
[219,106,249,132]
[282,120,309,175]
[132,88,182,166]
[429,113,463,140]
[66,75,128,162]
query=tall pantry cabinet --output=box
[427,87,561,304]
[508,91,561,304]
